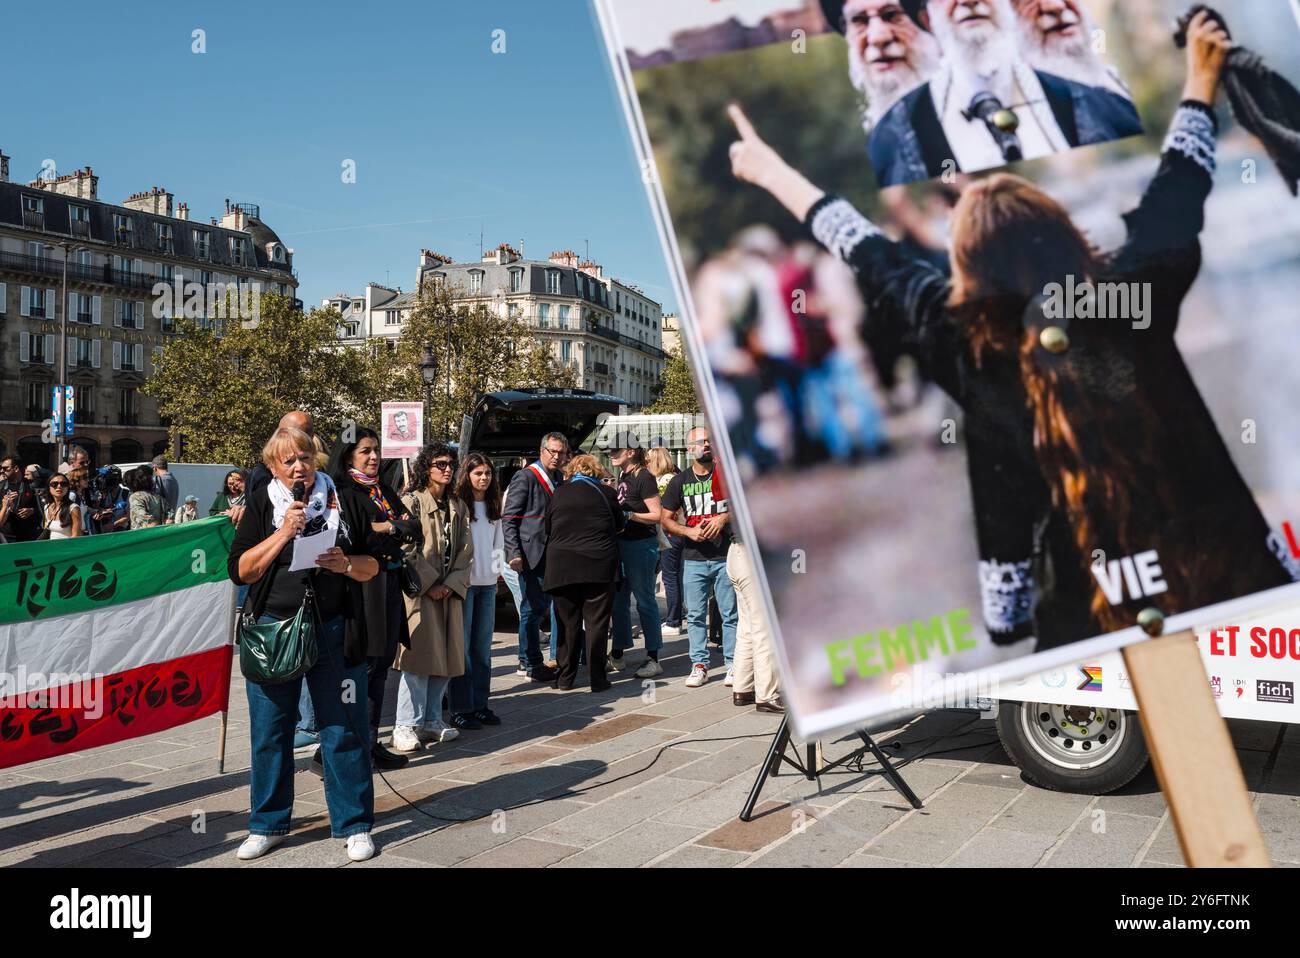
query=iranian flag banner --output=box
[0,518,236,770]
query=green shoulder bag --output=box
[238,564,320,685]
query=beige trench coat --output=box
[394,491,471,677]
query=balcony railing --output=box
[0,249,163,292]
[589,323,667,360]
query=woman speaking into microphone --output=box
[227,425,381,863]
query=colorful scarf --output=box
[348,468,397,520]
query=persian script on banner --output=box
[0,518,237,770]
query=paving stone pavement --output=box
[3,624,1299,868]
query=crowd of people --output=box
[0,448,198,540]
[2,411,787,863]
[0,407,773,864]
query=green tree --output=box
[386,281,578,441]
[145,293,381,467]
[645,343,700,415]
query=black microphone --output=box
[292,480,306,502]
[963,90,1023,162]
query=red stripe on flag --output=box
[0,645,233,771]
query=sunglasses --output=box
[430,460,455,471]
[48,482,68,489]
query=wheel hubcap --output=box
[1020,702,1127,770]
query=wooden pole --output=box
[1123,630,1270,867]
[217,576,237,774]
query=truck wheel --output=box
[995,700,1149,794]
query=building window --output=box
[22,195,44,229]
[113,213,133,244]
[562,340,571,363]
[385,311,401,326]
[156,223,174,254]
[545,270,560,295]
[200,269,213,287]
[119,388,137,424]
[193,229,210,260]
[27,381,46,420]
[159,263,174,283]
[30,288,48,319]
[508,303,521,320]
[73,293,93,324]
[468,271,484,295]
[510,269,524,293]
[69,204,90,236]
[75,337,94,367]
[559,305,570,328]
[537,303,549,328]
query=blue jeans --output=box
[662,535,684,626]
[683,558,738,668]
[245,614,373,838]
[451,584,496,713]
[506,565,560,664]
[396,673,452,728]
[517,562,562,667]
[612,536,663,654]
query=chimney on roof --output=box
[419,249,453,267]
[0,150,8,184]
[549,249,580,267]
[176,202,189,221]
[482,243,521,266]
[578,259,603,280]
[123,185,172,216]
[29,166,98,200]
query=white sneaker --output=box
[236,833,285,861]
[515,663,530,677]
[606,654,623,673]
[424,720,459,744]
[635,658,664,678]
[390,725,423,752]
[685,664,708,688]
[661,624,683,636]
[346,832,375,862]
[724,668,735,687]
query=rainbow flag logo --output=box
[1078,666,1103,692]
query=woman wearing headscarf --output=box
[725,13,1297,648]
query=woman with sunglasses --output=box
[43,475,83,539]
[391,443,471,753]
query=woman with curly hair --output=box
[725,12,1298,648]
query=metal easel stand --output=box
[739,716,924,821]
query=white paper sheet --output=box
[289,528,338,572]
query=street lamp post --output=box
[419,344,437,443]
[58,247,68,467]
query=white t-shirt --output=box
[469,500,504,587]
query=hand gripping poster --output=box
[592,0,1300,737]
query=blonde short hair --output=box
[646,447,676,478]
[262,426,314,468]
[564,454,610,481]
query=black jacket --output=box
[337,478,414,659]
[227,481,377,667]
[502,463,563,570]
[543,479,626,591]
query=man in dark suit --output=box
[502,432,568,681]
[823,0,1142,186]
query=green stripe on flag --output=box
[1,517,235,625]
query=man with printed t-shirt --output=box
[660,427,739,688]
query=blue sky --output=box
[2,0,675,311]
